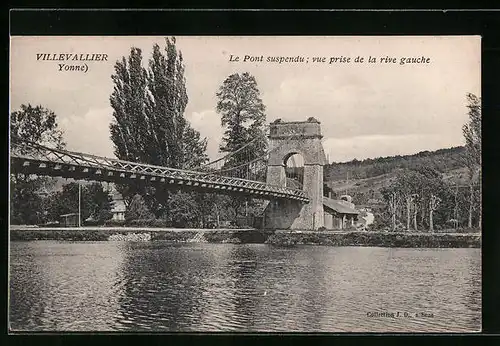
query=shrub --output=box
[317,226,327,232]
[103,219,127,227]
[125,194,154,221]
[343,226,358,232]
[222,237,241,244]
[129,219,166,227]
[84,219,100,226]
[38,221,61,228]
[455,227,481,233]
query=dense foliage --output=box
[125,194,155,221]
[373,168,478,232]
[109,37,208,221]
[216,72,267,165]
[10,104,66,225]
[462,93,481,227]
[10,106,113,226]
[45,182,113,224]
[215,72,268,217]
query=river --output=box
[9,241,481,332]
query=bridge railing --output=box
[10,140,309,202]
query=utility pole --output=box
[78,182,81,227]
[453,181,459,229]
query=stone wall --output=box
[265,231,481,248]
[9,228,481,248]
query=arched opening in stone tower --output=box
[284,153,304,189]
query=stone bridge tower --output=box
[264,118,327,230]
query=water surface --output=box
[9,241,481,332]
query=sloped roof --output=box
[323,197,360,215]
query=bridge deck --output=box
[11,143,309,202]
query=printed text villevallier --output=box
[36,53,109,73]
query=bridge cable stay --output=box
[204,131,311,184]
[197,125,270,177]
[198,123,308,179]
[199,125,270,168]
[10,130,310,196]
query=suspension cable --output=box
[211,132,308,174]
[200,125,270,167]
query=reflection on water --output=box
[9,241,481,332]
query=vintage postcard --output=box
[9,36,481,333]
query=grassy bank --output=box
[266,230,481,248]
[9,227,480,248]
[9,228,270,243]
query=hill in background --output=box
[324,146,469,205]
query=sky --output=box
[10,36,480,163]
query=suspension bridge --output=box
[11,124,308,202]
[11,118,330,229]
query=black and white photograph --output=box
[9,35,481,332]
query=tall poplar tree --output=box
[462,92,481,228]
[110,39,207,170]
[109,47,150,163]
[109,37,208,219]
[147,39,194,169]
[109,47,151,208]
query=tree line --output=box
[372,93,481,232]
[10,105,114,225]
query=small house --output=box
[60,213,80,227]
[109,186,126,221]
[323,195,359,229]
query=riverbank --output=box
[267,230,480,248]
[9,227,270,243]
[9,226,480,248]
